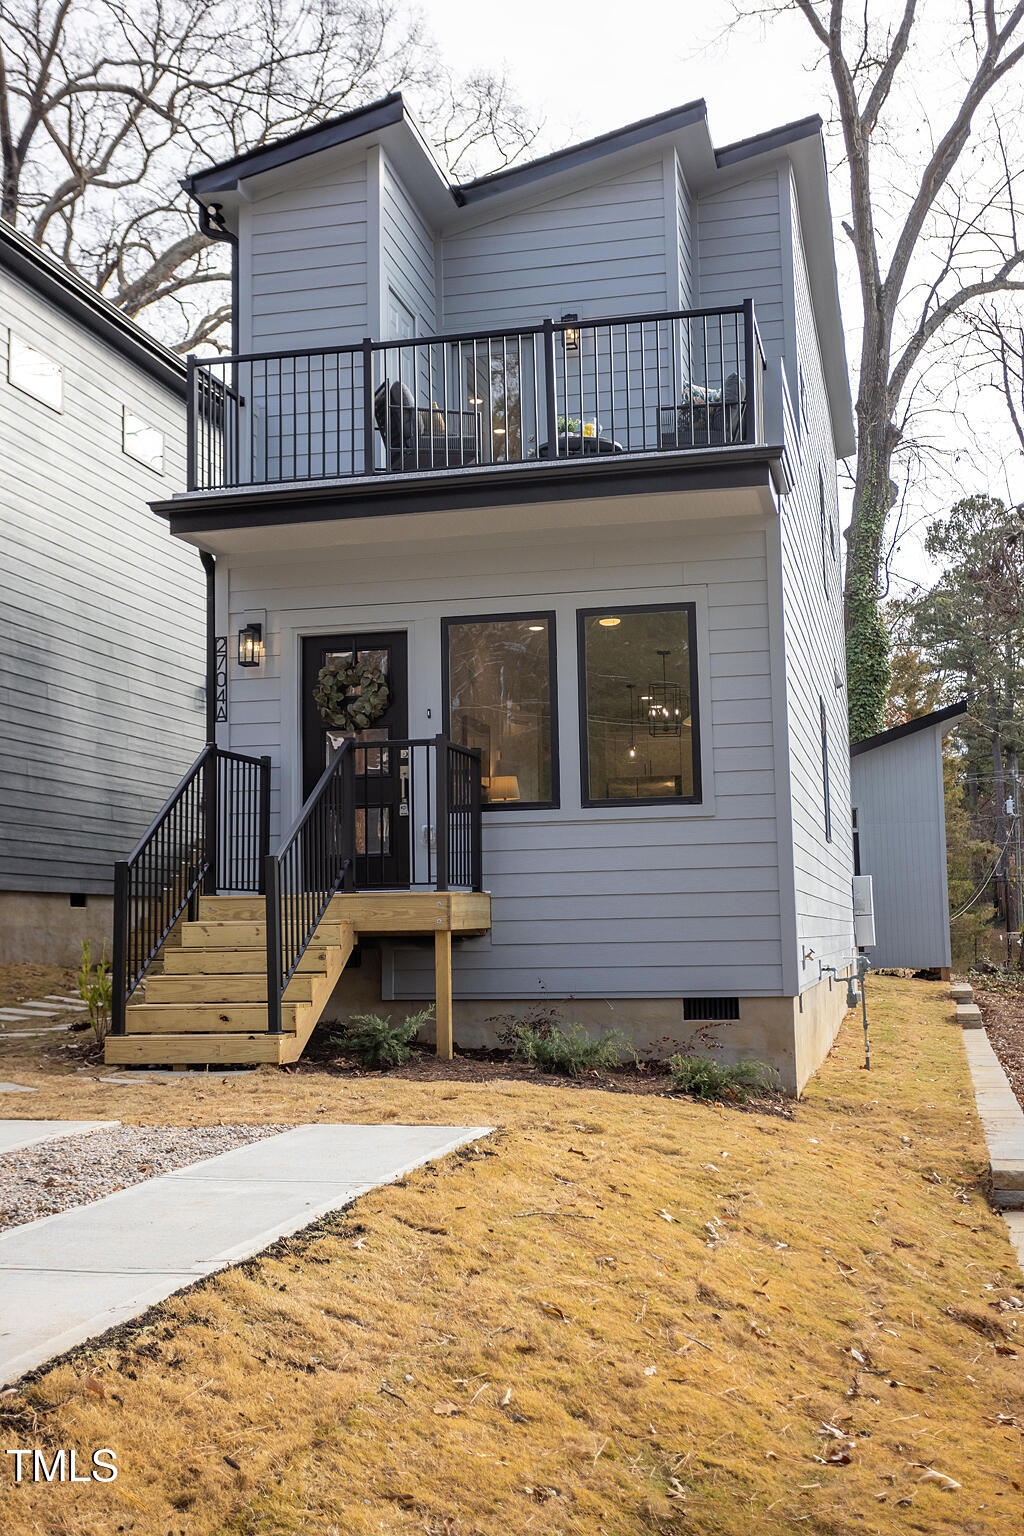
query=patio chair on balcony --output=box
[373,381,482,472]
[658,372,747,449]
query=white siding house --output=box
[118,95,859,1091]
[0,220,205,963]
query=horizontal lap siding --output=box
[0,270,203,894]
[441,159,669,329]
[696,173,784,355]
[849,732,951,969]
[224,521,783,999]
[243,158,369,350]
[779,174,855,982]
[381,155,437,332]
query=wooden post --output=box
[434,928,453,1061]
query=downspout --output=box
[200,551,217,744]
[190,195,239,355]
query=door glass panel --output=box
[355,806,391,856]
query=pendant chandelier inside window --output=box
[648,649,682,737]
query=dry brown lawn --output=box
[0,976,1022,1535]
[0,962,76,1012]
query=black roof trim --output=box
[154,449,779,534]
[715,114,824,169]
[457,99,708,204]
[183,93,409,196]
[850,700,968,757]
[0,218,185,397]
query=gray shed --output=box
[849,702,967,972]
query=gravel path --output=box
[0,1124,293,1233]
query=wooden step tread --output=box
[106,1031,296,1066]
[125,1002,298,1033]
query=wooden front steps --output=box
[104,891,490,1068]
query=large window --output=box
[578,604,701,805]
[443,614,558,809]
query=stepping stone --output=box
[0,1084,37,1094]
[44,996,85,1005]
[950,984,974,1003]
[0,1123,491,1384]
[0,1120,119,1155]
[957,1003,984,1028]
[8,1004,60,1015]
[98,1069,257,1083]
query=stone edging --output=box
[953,982,1024,1210]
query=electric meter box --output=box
[852,874,876,948]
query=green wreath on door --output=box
[313,654,390,732]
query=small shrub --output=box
[78,939,112,1044]
[668,1053,778,1102]
[506,1020,625,1078]
[331,1006,434,1070]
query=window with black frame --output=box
[579,605,701,804]
[443,614,558,808]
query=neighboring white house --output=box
[850,702,966,975]
[114,95,858,1093]
[0,219,206,964]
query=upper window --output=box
[123,408,164,472]
[443,614,557,809]
[818,467,829,595]
[8,334,63,411]
[578,604,701,806]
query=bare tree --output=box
[0,0,538,347]
[727,1,1024,738]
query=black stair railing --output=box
[111,745,271,1035]
[264,735,483,1034]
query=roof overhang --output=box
[0,218,185,397]
[850,700,968,758]
[153,448,782,555]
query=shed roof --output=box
[850,701,968,758]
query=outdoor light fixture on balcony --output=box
[562,312,580,351]
[648,649,682,737]
[237,622,263,668]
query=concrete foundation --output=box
[0,891,113,967]
[320,947,850,1097]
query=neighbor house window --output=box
[578,604,701,805]
[820,696,832,841]
[443,614,557,808]
[8,333,62,411]
[123,408,164,472]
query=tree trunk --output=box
[844,369,899,741]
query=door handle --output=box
[399,751,410,816]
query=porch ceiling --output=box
[158,449,782,556]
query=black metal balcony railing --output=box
[187,302,766,493]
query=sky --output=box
[422,0,1024,596]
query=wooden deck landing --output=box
[104,891,490,1068]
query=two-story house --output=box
[0,218,206,966]
[106,95,858,1095]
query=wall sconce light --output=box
[237,622,263,668]
[562,312,580,351]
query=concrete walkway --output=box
[0,1122,490,1385]
[0,1120,118,1154]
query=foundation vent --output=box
[683,997,740,1022]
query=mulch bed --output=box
[290,1037,796,1115]
[972,973,1024,1111]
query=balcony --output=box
[187,303,766,495]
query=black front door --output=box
[301,631,410,888]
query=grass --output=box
[0,977,1022,1534]
[0,961,75,1012]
